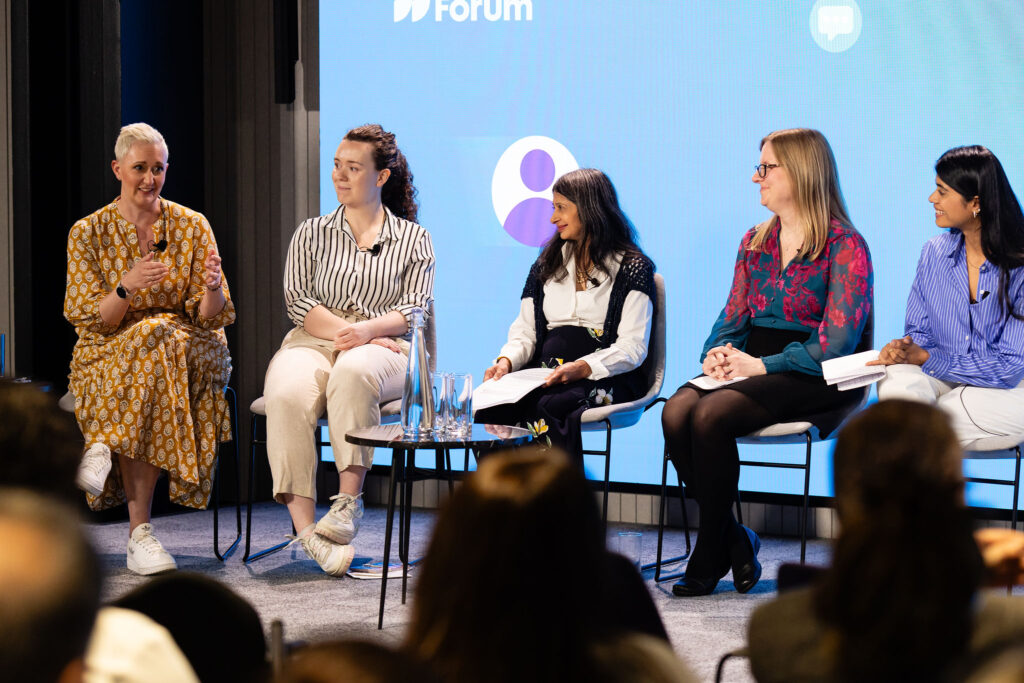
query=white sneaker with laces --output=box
[127,523,178,575]
[300,532,355,576]
[314,493,364,545]
[76,443,111,496]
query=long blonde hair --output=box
[749,128,852,261]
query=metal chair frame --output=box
[60,386,243,560]
[579,274,667,523]
[964,443,1023,530]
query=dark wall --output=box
[10,0,317,504]
[11,0,120,387]
[120,0,205,214]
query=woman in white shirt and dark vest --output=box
[262,125,435,576]
[478,168,655,461]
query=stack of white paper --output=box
[822,350,885,391]
[687,375,748,391]
[472,368,551,412]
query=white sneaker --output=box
[301,533,355,576]
[127,523,178,575]
[76,443,111,496]
[314,493,364,545]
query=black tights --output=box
[661,386,775,578]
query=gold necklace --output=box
[966,256,985,270]
[575,264,590,288]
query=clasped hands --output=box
[865,335,930,367]
[334,321,401,353]
[120,250,225,294]
[120,252,169,293]
[482,356,592,387]
[702,343,765,380]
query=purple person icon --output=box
[502,149,559,247]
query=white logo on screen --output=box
[394,0,533,22]
[818,5,854,40]
[809,0,861,52]
[394,0,430,22]
[492,136,578,247]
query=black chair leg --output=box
[1012,446,1022,531]
[214,386,241,561]
[244,412,290,563]
[601,420,612,525]
[644,445,690,583]
[243,413,258,562]
[800,432,812,564]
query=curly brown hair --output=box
[344,124,419,223]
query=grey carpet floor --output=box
[87,502,833,683]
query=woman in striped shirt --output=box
[263,124,435,576]
[872,146,1024,447]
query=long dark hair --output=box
[537,168,642,282]
[814,401,983,682]
[936,145,1024,320]
[343,124,419,223]
[405,448,607,683]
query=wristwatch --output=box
[116,283,130,299]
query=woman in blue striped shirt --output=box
[872,146,1024,447]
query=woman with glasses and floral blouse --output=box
[661,128,873,597]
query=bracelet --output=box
[206,283,222,291]
[495,356,512,368]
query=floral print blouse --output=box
[703,219,873,376]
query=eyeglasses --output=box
[754,163,782,179]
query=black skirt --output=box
[686,326,861,437]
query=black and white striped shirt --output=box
[284,205,435,328]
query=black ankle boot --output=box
[730,525,762,594]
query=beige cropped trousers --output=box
[263,319,408,502]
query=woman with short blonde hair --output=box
[65,122,234,575]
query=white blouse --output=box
[497,247,653,380]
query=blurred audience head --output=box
[406,447,606,682]
[112,572,268,682]
[0,488,101,682]
[0,380,83,500]
[815,400,982,682]
[276,640,438,683]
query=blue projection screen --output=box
[320,1,1024,508]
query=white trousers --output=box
[876,364,1024,448]
[263,325,408,501]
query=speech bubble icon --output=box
[818,5,854,40]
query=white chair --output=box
[580,273,667,522]
[963,433,1024,529]
[243,305,437,562]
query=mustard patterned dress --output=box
[64,199,235,511]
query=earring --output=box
[973,209,980,218]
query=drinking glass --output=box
[448,373,473,437]
[433,373,453,434]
